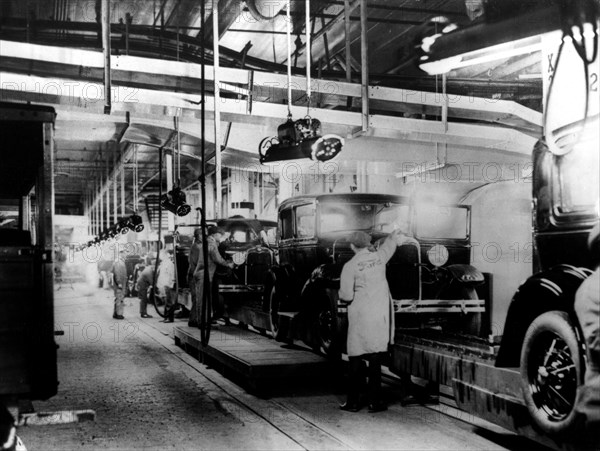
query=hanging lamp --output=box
[259,0,344,165]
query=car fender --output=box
[298,264,340,311]
[445,264,485,284]
[495,264,590,367]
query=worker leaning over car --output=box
[338,228,402,413]
[193,226,234,325]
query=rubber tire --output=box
[461,286,483,337]
[314,297,337,357]
[520,310,584,437]
[441,286,482,337]
[268,285,281,339]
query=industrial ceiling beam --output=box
[0,71,537,156]
[282,0,360,64]
[0,40,542,130]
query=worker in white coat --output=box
[338,229,400,413]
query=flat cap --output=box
[348,231,371,249]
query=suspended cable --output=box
[286,0,292,118]
[133,144,138,211]
[152,146,164,318]
[176,108,181,185]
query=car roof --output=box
[176,218,277,234]
[279,193,408,210]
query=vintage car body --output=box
[390,116,599,444]
[173,218,277,321]
[0,103,57,402]
[222,193,487,354]
[269,193,487,353]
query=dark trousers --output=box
[347,352,384,405]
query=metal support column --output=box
[121,147,125,216]
[213,0,222,218]
[101,0,111,114]
[99,176,103,234]
[344,0,352,108]
[113,148,118,223]
[105,154,110,229]
[166,152,174,231]
[442,73,448,132]
[360,0,368,132]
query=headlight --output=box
[427,244,449,267]
[232,252,247,266]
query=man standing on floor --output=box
[193,226,234,325]
[136,261,155,319]
[158,250,176,323]
[187,228,202,327]
[338,229,401,413]
[111,247,128,320]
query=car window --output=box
[264,226,277,245]
[320,203,408,234]
[295,204,315,238]
[552,145,599,216]
[374,204,410,233]
[416,206,469,240]
[280,208,293,240]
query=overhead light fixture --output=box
[115,219,130,234]
[127,214,145,233]
[415,3,566,75]
[160,187,191,217]
[259,117,344,164]
[259,0,343,165]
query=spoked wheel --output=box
[520,310,583,436]
[150,288,168,318]
[315,298,336,356]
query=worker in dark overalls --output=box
[575,222,600,438]
[111,248,128,320]
[187,228,203,327]
[193,226,234,325]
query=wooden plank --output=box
[173,325,330,385]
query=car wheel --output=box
[520,310,584,436]
[315,297,336,356]
[269,285,281,339]
[461,286,483,337]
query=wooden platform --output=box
[173,325,331,391]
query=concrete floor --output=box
[18,282,550,451]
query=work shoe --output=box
[161,318,174,323]
[112,314,124,320]
[339,402,361,412]
[141,314,153,318]
[367,402,387,413]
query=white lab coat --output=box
[339,235,397,357]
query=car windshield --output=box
[263,226,278,245]
[416,206,469,240]
[319,203,409,234]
